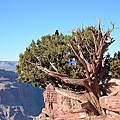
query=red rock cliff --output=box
[34,79,120,120]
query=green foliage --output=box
[16,26,113,89]
[17,32,89,89]
[110,51,120,78]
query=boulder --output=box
[99,79,120,112]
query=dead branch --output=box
[55,87,88,102]
[69,41,90,78]
[36,64,91,90]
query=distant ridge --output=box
[0,61,19,71]
[0,62,44,119]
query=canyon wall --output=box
[34,79,120,120]
[0,69,45,120]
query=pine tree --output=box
[16,20,115,116]
[110,51,120,78]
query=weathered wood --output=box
[55,87,88,102]
[36,65,91,89]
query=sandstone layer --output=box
[34,79,120,120]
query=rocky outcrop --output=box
[34,84,88,120]
[85,79,120,120]
[34,79,120,120]
[0,69,45,120]
[98,79,120,119]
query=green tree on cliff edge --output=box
[16,20,116,116]
[110,51,120,78]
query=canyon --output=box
[1,61,120,120]
[0,61,45,120]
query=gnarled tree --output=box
[16,20,115,116]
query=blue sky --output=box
[0,0,120,61]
